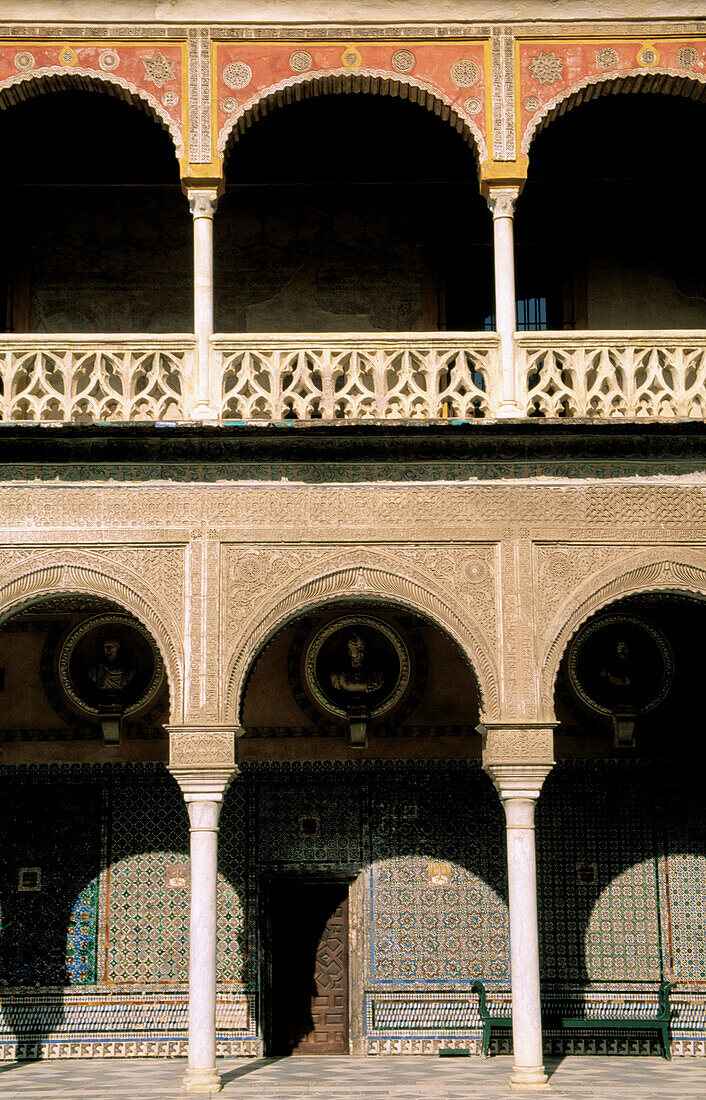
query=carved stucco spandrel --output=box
[0,547,186,722]
[534,544,637,625]
[222,546,500,725]
[538,549,706,715]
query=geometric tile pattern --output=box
[104,775,190,984]
[536,762,662,983]
[663,786,706,982]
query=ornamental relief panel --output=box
[534,544,639,626]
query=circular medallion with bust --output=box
[304,615,411,722]
[567,613,673,719]
[58,612,164,720]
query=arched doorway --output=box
[236,601,506,1057]
[538,591,706,1055]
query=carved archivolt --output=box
[0,548,185,722]
[224,549,499,723]
[539,550,706,713]
[216,69,487,164]
[0,68,185,158]
[521,69,706,156]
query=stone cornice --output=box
[0,419,706,484]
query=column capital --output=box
[166,724,242,776]
[484,762,553,806]
[486,184,521,219]
[186,186,221,220]
[478,721,556,769]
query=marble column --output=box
[486,186,522,418]
[481,724,554,1090]
[168,726,238,1094]
[187,187,220,421]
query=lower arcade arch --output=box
[535,591,706,1054]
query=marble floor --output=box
[0,1056,704,1099]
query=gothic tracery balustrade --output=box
[0,336,193,422]
[518,332,706,419]
[214,334,499,421]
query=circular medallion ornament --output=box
[676,45,700,70]
[451,59,480,87]
[524,95,541,112]
[99,50,120,72]
[464,97,482,115]
[567,614,673,719]
[14,51,35,71]
[58,613,165,721]
[637,45,659,66]
[223,61,253,90]
[289,50,313,73]
[596,47,619,70]
[220,97,238,114]
[392,49,416,74]
[304,615,411,722]
[162,91,179,108]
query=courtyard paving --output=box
[0,1056,704,1099]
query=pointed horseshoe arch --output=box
[539,551,706,714]
[0,552,184,722]
[217,69,487,167]
[521,69,706,157]
[225,557,499,724]
[0,67,185,160]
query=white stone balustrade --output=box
[3,330,706,423]
[213,333,499,420]
[0,335,196,422]
[518,331,706,419]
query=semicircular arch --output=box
[225,550,499,724]
[217,69,486,167]
[0,67,184,160]
[522,69,706,157]
[0,548,185,722]
[539,549,706,714]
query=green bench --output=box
[470,979,674,1060]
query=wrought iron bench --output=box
[470,979,674,1060]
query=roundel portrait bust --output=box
[58,612,165,722]
[566,613,673,745]
[304,614,412,724]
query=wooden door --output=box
[269,881,349,1055]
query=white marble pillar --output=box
[487,186,522,418]
[188,188,220,421]
[169,726,238,1094]
[486,763,552,1090]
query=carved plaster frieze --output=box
[534,544,636,625]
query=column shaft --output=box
[488,186,522,418]
[188,189,219,420]
[186,797,221,1084]
[503,796,547,1088]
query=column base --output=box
[509,1065,549,1090]
[494,401,525,419]
[182,1068,223,1094]
[188,402,220,422]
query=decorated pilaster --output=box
[481,723,555,1090]
[486,186,522,418]
[168,725,240,1094]
[185,187,221,421]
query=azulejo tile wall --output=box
[0,759,706,1058]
